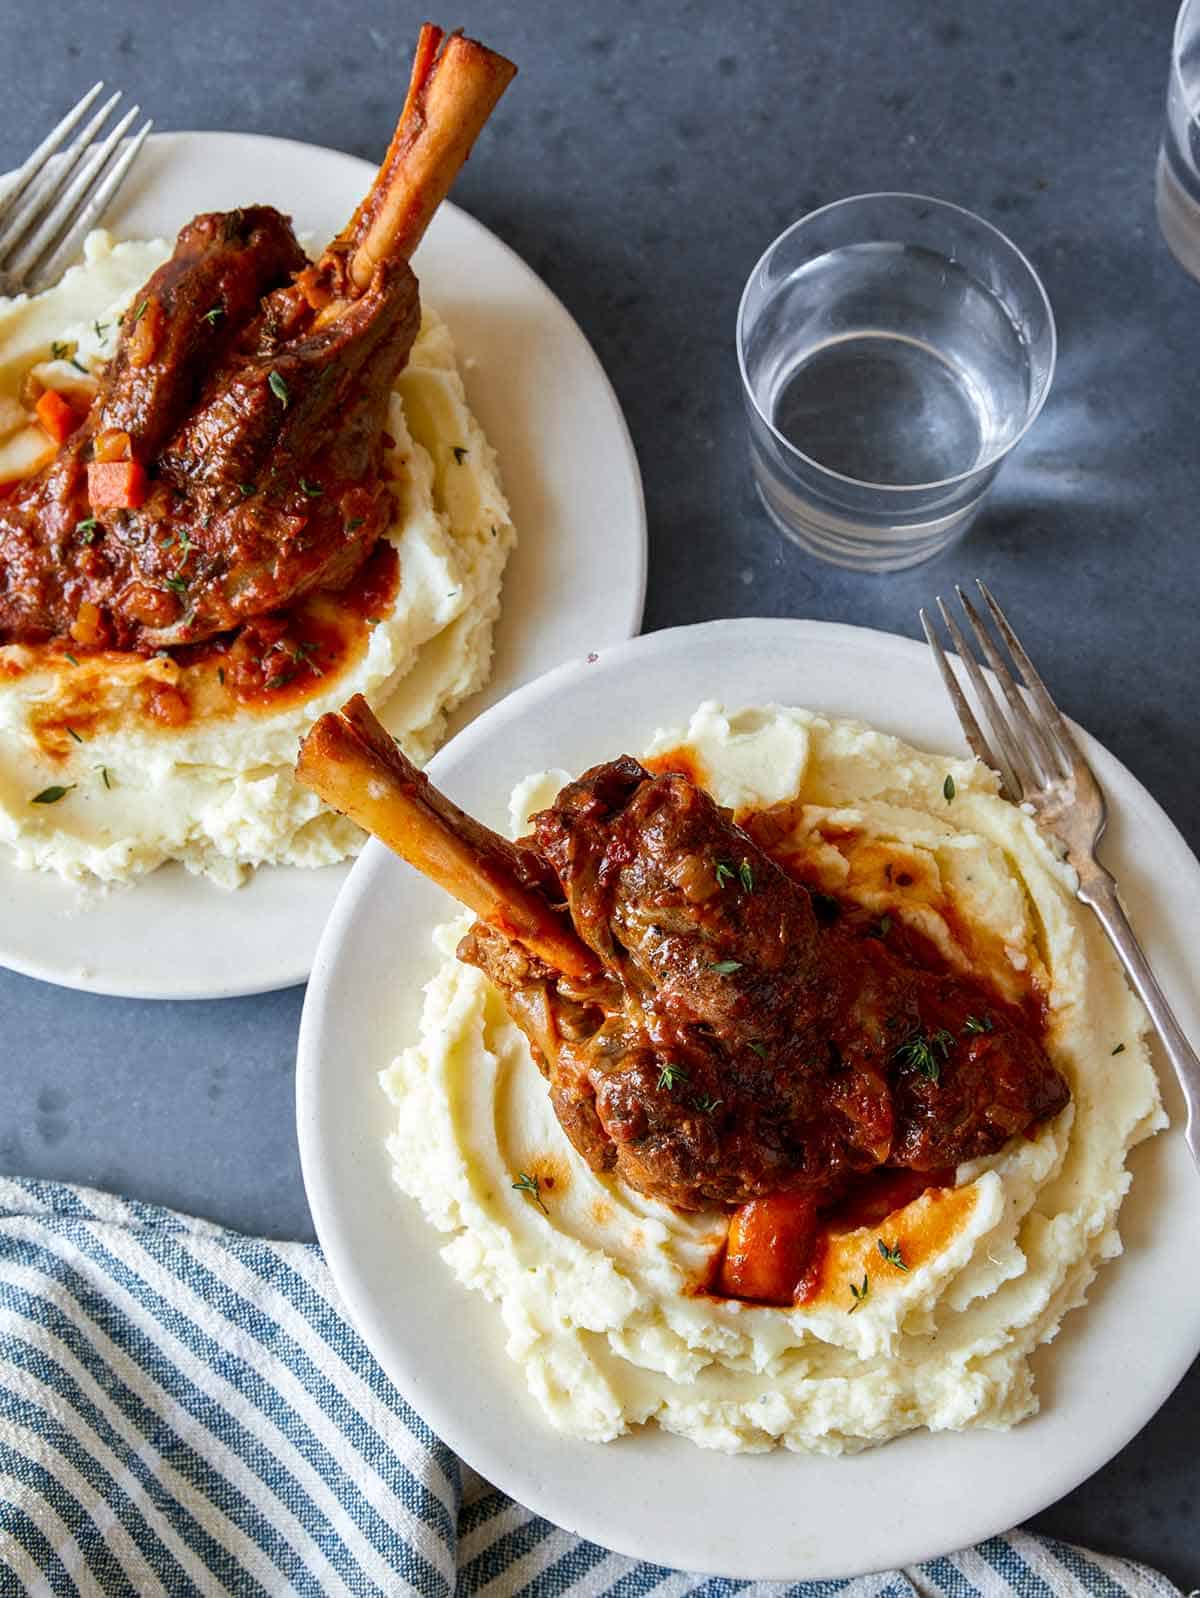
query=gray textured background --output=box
[1,0,1197,1583]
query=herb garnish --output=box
[66,726,82,744]
[163,575,189,596]
[692,1093,722,1114]
[299,478,323,498]
[63,653,79,667]
[217,666,226,687]
[93,320,109,340]
[265,668,296,690]
[346,516,364,532]
[132,300,149,325]
[943,774,956,803]
[657,1062,690,1092]
[76,517,98,543]
[747,1041,769,1059]
[239,482,257,498]
[963,1014,994,1035]
[50,340,70,360]
[893,1026,955,1083]
[32,785,73,804]
[877,1239,908,1271]
[451,445,467,464]
[203,305,224,325]
[739,859,754,892]
[848,1273,870,1314]
[868,914,893,939]
[714,856,756,892]
[714,859,735,888]
[1111,1042,1125,1055]
[70,357,87,374]
[708,959,743,975]
[95,765,111,790]
[512,1171,549,1214]
[268,370,289,406]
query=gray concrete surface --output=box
[1,0,1196,1582]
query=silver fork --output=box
[921,579,1200,1172]
[0,83,152,297]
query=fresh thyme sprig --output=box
[848,1273,870,1314]
[658,1062,690,1093]
[877,1239,908,1271]
[512,1171,549,1214]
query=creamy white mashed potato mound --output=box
[382,702,1164,1454]
[0,232,515,886]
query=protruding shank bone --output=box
[296,695,598,981]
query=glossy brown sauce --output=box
[18,539,401,757]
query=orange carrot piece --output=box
[34,389,80,444]
[87,459,148,510]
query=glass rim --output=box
[1173,0,1198,96]
[735,190,1058,495]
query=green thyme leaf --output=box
[268,370,289,407]
[299,478,323,498]
[848,1272,870,1314]
[451,445,467,464]
[877,1239,908,1271]
[738,858,754,893]
[868,914,893,939]
[66,726,82,744]
[163,575,189,596]
[31,785,73,804]
[963,1014,994,1035]
[943,774,956,803]
[714,859,735,888]
[94,764,111,790]
[657,1062,690,1092]
[346,516,365,532]
[747,1041,769,1059]
[692,1093,722,1114]
[708,959,743,975]
[50,340,70,360]
[203,305,224,325]
[1111,1042,1125,1055]
[217,666,226,687]
[63,653,80,667]
[132,300,149,325]
[76,516,99,542]
[239,482,257,498]
[512,1171,549,1214]
[93,319,109,340]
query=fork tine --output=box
[10,104,141,283]
[954,584,1063,786]
[0,90,123,265]
[0,82,105,236]
[935,595,1031,797]
[919,607,1002,775]
[33,120,152,290]
[976,580,1079,779]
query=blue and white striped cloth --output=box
[0,1176,1181,1598]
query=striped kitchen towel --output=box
[0,1176,1181,1598]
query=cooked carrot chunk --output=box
[34,389,80,444]
[87,460,148,510]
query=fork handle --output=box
[1077,865,1200,1169]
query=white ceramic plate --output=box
[297,617,1200,1581]
[0,131,646,999]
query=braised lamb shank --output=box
[0,26,515,652]
[297,697,1069,1216]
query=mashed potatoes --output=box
[0,231,514,886]
[381,702,1163,1453]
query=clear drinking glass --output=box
[737,194,1056,572]
[1157,0,1200,280]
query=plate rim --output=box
[0,128,647,1001]
[296,614,1200,1579]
